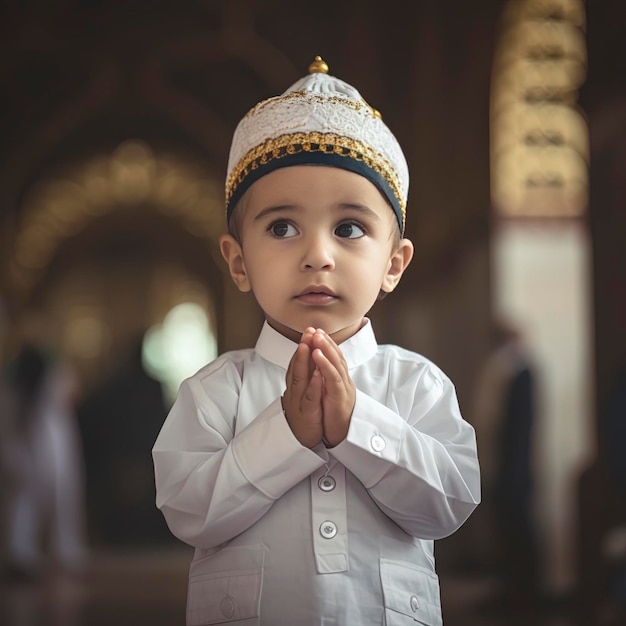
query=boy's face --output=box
[220,165,413,344]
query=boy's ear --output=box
[381,238,414,294]
[219,234,251,292]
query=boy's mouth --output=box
[295,286,338,304]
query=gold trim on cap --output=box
[226,130,406,228]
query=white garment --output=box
[153,320,480,626]
[1,359,87,573]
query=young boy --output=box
[153,56,480,626]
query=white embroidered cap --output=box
[225,56,409,234]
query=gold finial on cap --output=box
[309,55,329,74]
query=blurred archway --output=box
[5,139,225,395]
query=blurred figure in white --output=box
[0,314,88,581]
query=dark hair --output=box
[227,198,246,243]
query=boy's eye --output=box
[335,222,365,239]
[269,221,298,238]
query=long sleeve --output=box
[330,356,481,540]
[152,357,326,549]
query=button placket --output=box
[310,463,349,574]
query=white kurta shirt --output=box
[153,320,480,626]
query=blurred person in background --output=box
[77,334,172,547]
[0,296,13,573]
[0,314,88,581]
[469,318,540,612]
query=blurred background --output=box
[0,0,625,625]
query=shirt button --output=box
[410,594,419,612]
[318,476,336,492]
[320,521,337,539]
[371,435,386,452]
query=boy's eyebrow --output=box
[253,205,299,221]
[253,202,382,222]
[337,203,382,221]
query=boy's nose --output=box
[301,234,335,271]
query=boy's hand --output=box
[310,329,356,447]
[282,329,324,448]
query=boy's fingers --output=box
[300,327,316,348]
[312,335,349,383]
[312,348,345,392]
[289,342,312,389]
[284,363,324,448]
[312,330,346,367]
[302,368,323,411]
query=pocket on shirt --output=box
[380,558,442,626]
[186,544,267,626]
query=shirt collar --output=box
[255,319,378,370]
